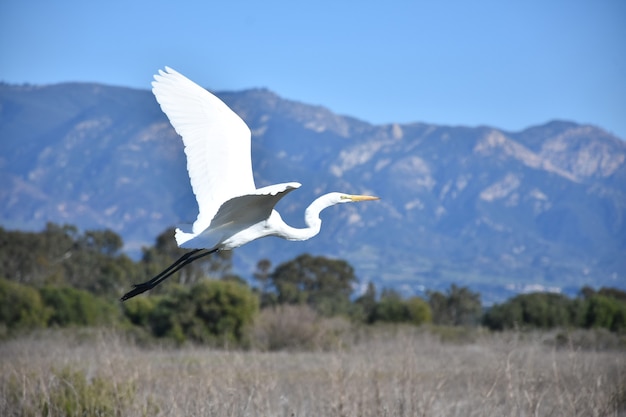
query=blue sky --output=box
[1,0,625,139]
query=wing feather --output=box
[209,182,301,230]
[175,182,301,249]
[152,67,256,234]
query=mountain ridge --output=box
[1,81,624,301]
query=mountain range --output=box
[1,81,624,302]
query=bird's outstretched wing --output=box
[209,182,301,230]
[175,182,301,249]
[152,67,256,234]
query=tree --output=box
[597,287,626,303]
[584,294,626,332]
[483,292,577,330]
[253,259,272,288]
[520,293,572,328]
[0,224,137,296]
[428,285,481,326]
[353,282,377,323]
[372,289,407,323]
[253,259,276,307]
[148,280,258,345]
[82,230,123,256]
[483,300,523,331]
[427,291,450,325]
[270,254,357,316]
[0,223,75,286]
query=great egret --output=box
[121,67,379,301]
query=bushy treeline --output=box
[0,223,233,296]
[483,288,626,332]
[0,224,433,343]
[1,223,624,345]
[0,279,121,330]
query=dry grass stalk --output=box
[0,327,624,416]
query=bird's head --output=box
[334,193,380,204]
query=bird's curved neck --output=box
[272,194,338,241]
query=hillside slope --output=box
[1,82,624,299]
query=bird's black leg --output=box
[120,248,218,301]
[140,249,202,287]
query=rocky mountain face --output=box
[1,82,624,301]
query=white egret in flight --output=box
[121,67,379,301]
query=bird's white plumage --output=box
[120,67,380,301]
[149,67,379,253]
[175,182,301,249]
[152,67,255,235]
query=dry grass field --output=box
[1,327,624,417]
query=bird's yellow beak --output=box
[347,194,380,202]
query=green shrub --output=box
[372,293,408,323]
[370,291,432,326]
[40,286,119,327]
[191,280,258,342]
[147,288,187,343]
[584,295,626,332]
[122,296,157,327]
[0,277,49,333]
[406,296,432,325]
[148,280,258,345]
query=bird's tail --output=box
[174,225,195,247]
